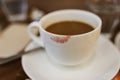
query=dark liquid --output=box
[45,21,94,35]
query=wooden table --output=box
[0,0,120,80]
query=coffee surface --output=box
[45,21,94,35]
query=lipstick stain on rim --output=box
[50,36,71,44]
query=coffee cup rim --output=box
[39,9,102,37]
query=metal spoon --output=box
[0,46,44,65]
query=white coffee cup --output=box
[28,9,102,66]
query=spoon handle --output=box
[0,47,44,65]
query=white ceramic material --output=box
[22,36,120,80]
[28,9,102,65]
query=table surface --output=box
[0,0,120,80]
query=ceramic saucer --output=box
[22,36,120,80]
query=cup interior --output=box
[40,9,102,34]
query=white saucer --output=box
[22,36,120,80]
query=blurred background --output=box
[0,0,119,33]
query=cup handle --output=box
[28,21,44,47]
